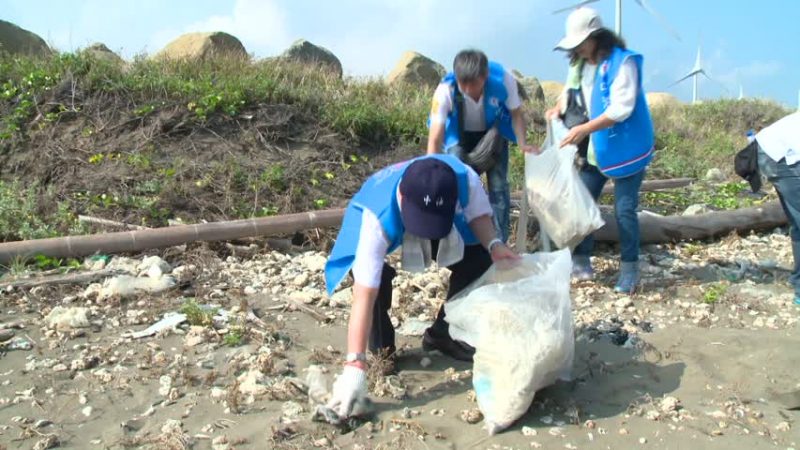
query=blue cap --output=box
[399,158,458,240]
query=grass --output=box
[180,299,217,327]
[0,51,793,241]
[702,283,728,304]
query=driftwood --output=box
[0,268,122,291]
[286,298,330,323]
[0,209,344,265]
[593,201,787,243]
[78,215,149,230]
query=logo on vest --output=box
[489,97,500,107]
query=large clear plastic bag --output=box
[525,119,605,248]
[445,249,575,435]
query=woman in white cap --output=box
[546,7,655,294]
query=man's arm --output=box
[345,283,378,370]
[427,121,445,154]
[468,214,520,263]
[510,107,540,154]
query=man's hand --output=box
[490,242,521,270]
[326,365,369,420]
[519,144,542,155]
[560,123,590,148]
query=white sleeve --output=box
[502,71,523,111]
[351,210,390,289]
[604,58,638,122]
[429,83,453,125]
[462,167,494,222]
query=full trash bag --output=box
[445,249,575,435]
[525,119,605,248]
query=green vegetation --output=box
[702,283,728,304]
[223,326,246,347]
[0,51,792,241]
[180,299,217,327]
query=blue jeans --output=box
[447,135,511,243]
[759,150,800,297]
[574,164,645,262]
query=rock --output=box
[511,70,545,102]
[397,319,433,336]
[659,396,681,413]
[292,273,310,287]
[243,286,257,296]
[281,401,305,422]
[159,375,173,396]
[460,408,484,424]
[154,32,247,61]
[281,39,342,78]
[289,291,315,305]
[46,307,90,330]
[138,256,172,278]
[330,287,352,307]
[184,326,210,347]
[300,253,327,272]
[160,419,183,434]
[212,435,231,450]
[98,275,176,300]
[81,406,92,417]
[420,357,432,368]
[522,426,538,436]
[80,42,124,65]
[705,168,726,183]
[387,51,445,89]
[540,80,565,103]
[0,19,51,57]
[646,92,681,109]
[237,370,267,396]
[683,204,710,216]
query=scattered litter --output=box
[396,319,433,337]
[45,307,90,330]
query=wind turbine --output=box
[672,46,708,104]
[552,0,681,40]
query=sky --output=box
[4,0,799,107]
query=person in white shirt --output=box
[427,49,539,244]
[753,112,800,306]
[546,7,655,294]
[322,155,520,422]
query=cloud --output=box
[150,0,291,56]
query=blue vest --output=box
[324,154,478,295]
[590,47,655,178]
[431,61,517,151]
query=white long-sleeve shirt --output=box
[351,167,493,288]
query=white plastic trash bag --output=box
[445,249,575,435]
[525,119,604,248]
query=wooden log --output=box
[510,177,694,202]
[78,215,149,230]
[593,201,787,244]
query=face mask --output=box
[401,226,464,272]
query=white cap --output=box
[555,7,604,51]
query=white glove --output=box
[326,365,369,420]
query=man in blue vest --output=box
[427,49,539,244]
[323,154,519,421]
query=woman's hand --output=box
[560,123,590,148]
[545,106,561,121]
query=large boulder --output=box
[511,70,545,102]
[154,32,247,61]
[0,19,51,57]
[646,92,681,109]
[281,39,342,78]
[540,81,565,104]
[387,51,445,89]
[80,43,125,65]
